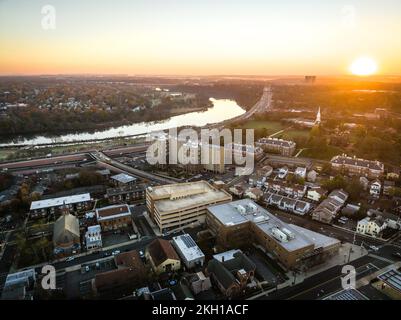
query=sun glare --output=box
[349,57,378,76]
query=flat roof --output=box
[324,289,368,300]
[30,193,91,210]
[207,199,314,252]
[148,181,231,213]
[172,234,205,262]
[213,249,242,262]
[378,269,401,293]
[289,224,341,250]
[111,173,136,184]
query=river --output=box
[0,98,245,147]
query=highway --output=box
[90,151,177,184]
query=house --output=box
[248,173,266,188]
[110,173,136,187]
[85,225,102,251]
[206,250,256,298]
[278,167,288,179]
[307,170,318,182]
[359,177,369,191]
[383,180,396,196]
[93,250,147,297]
[295,167,307,179]
[245,187,264,201]
[146,239,181,274]
[53,212,81,257]
[368,209,401,230]
[356,217,386,237]
[341,204,360,216]
[186,272,212,295]
[229,183,247,198]
[307,187,328,202]
[95,204,132,231]
[264,192,311,215]
[370,180,382,198]
[312,189,348,224]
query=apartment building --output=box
[256,137,296,156]
[30,193,92,218]
[330,154,384,178]
[206,199,340,269]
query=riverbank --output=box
[0,98,246,147]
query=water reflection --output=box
[0,98,245,146]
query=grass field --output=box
[278,129,310,139]
[241,120,285,132]
[301,145,343,160]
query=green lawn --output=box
[301,145,344,160]
[278,129,310,140]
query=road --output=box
[91,151,177,184]
[256,255,390,300]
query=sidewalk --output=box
[248,243,368,300]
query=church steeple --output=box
[315,107,321,125]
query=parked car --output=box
[369,245,379,252]
[65,257,75,262]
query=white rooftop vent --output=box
[272,227,288,242]
[246,202,257,213]
[281,227,295,240]
[236,205,246,215]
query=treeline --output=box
[0,95,210,136]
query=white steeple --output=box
[315,107,321,125]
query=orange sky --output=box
[1,0,401,76]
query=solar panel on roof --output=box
[181,235,197,248]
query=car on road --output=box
[369,245,379,252]
[85,265,90,272]
[65,257,75,262]
[392,252,401,259]
[112,250,121,256]
[103,252,111,257]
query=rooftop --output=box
[96,204,131,220]
[172,234,205,262]
[331,155,384,171]
[208,199,315,252]
[30,193,91,210]
[147,181,231,213]
[111,173,136,184]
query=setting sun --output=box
[350,57,378,76]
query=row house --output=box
[106,184,146,204]
[312,189,348,224]
[264,192,312,215]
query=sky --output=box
[0,0,401,76]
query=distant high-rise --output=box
[305,76,316,84]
